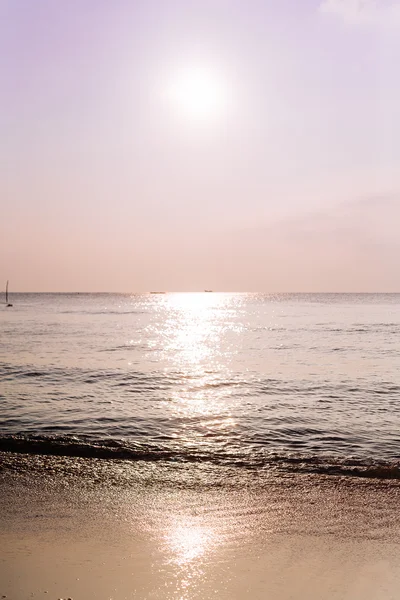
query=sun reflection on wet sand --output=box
[164,517,220,599]
[167,521,217,566]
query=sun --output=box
[165,66,228,122]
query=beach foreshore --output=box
[1,451,400,600]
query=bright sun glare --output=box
[165,66,228,122]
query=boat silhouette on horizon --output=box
[5,280,13,307]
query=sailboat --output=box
[5,280,13,307]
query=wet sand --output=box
[1,452,400,600]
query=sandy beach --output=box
[1,452,400,600]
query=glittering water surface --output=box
[1,293,400,473]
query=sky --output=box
[1,0,400,292]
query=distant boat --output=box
[5,280,13,307]
[150,291,166,294]
[204,290,213,293]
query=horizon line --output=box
[4,291,400,295]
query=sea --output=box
[1,292,400,479]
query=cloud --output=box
[219,192,400,291]
[319,0,400,28]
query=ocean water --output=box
[1,293,400,478]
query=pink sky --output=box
[1,0,400,292]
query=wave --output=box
[1,435,399,480]
[2,361,399,394]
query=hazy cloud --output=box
[221,193,400,291]
[319,0,400,28]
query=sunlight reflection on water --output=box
[161,293,230,365]
[157,294,239,434]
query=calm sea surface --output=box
[1,293,400,477]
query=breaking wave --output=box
[1,434,399,480]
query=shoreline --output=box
[1,436,399,481]
[1,452,400,599]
